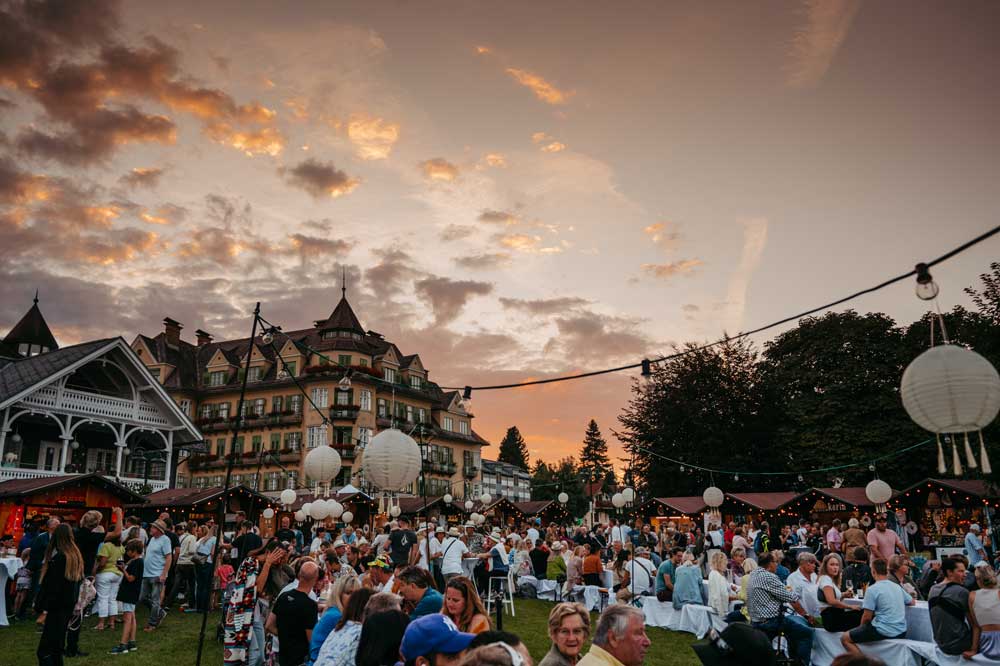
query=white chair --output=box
[485,571,515,617]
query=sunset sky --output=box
[1,1,998,468]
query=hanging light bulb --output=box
[914,263,940,301]
[461,386,473,412]
[10,431,21,444]
[641,359,653,387]
[70,440,79,450]
[797,474,804,482]
[679,465,685,473]
[338,373,352,390]
[261,328,274,345]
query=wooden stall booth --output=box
[637,496,707,532]
[721,491,800,528]
[0,473,147,541]
[133,484,277,535]
[779,487,890,525]
[898,478,998,559]
[273,488,373,535]
[515,500,571,526]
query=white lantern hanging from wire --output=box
[304,445,342,491]
[363,429,422,490]
[622,487,636,504]
[310,500,330,520]
[865,479,893,514]
[294,510,306,522]
[611,492,625,508]
[341,511,353,524]
[301,502,313,518]
[702,486,725,508]
[328,500,344,519]
[280,488,297,506]
[558,492,569,504]
[262,508,275,519]
[443,493,453,505]
[390,505,401,518]
[480,492,492,505]
[902,343,1000,475]
[464,499,474,511]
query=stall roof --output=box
[645,496,708,515]
[260,489,370,512]
[515,500,555,516]
[396,495,445,514]
[726,491,800,511]
[137,484,275,508]
[0,473,147,504]
[901,478,996,498]
[793,487,895,508]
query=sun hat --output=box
[551,541,565,551]
[150,519,168,534]
[448,527,462,537]
[332,539,346,548]
[435,526,445,534]
[464,522,475,529]
[400,614,476,660]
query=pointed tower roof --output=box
[313,270,365,334]
[3,292,58,353]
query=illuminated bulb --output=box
[261,330,274,345]
[797,474,804,482]
[915,279,939,301]
[11,432,21,444]
[70,440,79,450]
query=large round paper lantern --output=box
[310,500,330,520]
[302,502,313,517]
[443,493,453,505]
[341,511,354,524]
[480,492,492,505]
[294,510,306,522]
[558,492,569,504]
[280,489,297,506]
[390,505,401,518]
[611,492,625,508]
[327,500,344,519]
[363,429,422,490]
[866,479,893,513]
[902,344,1000,432]
[464,500,474,511]
[304,445,342,485]
[472,512,485,525]
[622,487,636,504]
[703,486,724,508]
[262,508,275,519]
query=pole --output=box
[195,302,260,666]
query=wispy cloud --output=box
[644,221,681,252]
[506,68,573,105]
[532,132,567,153]
[723,217,768,332]
[787,0,861,88]
[419,158,459,182]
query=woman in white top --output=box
[707,551,738,617]
[817,553,861,632]
[746,523,760,561]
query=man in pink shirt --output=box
[866,515,904,565]
[825,519,843,553]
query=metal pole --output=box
[195,302,260,666]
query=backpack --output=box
[753,531,769,555]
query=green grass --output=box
[4,599,700,666]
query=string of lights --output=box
[433,223,1000,394]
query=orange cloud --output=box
[347,115,400,160]
[643,221,681,252]
[540,141,565,153]
[482,153,507,168]
[476,46,491,54]
[205,123,285,156]
[641,259,703,278]
[419,158,459,182]
[505,68,573,105]
[73,229,162,265]
[281,159,361,199]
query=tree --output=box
[531,457,587,518]
[964,262,1000,324]
[579,420,613,490]
[497,426,529,470]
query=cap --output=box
[464,522,475,529]
[333,539,346,548]
[971,523,982,532]
[400,614,476,660]
[370,554,394,570]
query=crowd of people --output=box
[6,507,1000,666]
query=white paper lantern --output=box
[902,344,1000,433]
[390,505,401,517]
[304,445,342,485]
[480,492,492,505]
[294,510,306,522]
[622,487,636,503]
[328,500,344,519]
[280,489,297,506]
[472,512,485,525]
[341,511,353,524]
[310,500,330,520]
[262,508,275,519]
[558,492,569,504]
[611,492,625,508]
[464,499,474,511]
[363,429,422,490]
[443,493,453,504]
[866,479,893,513]
[702,486,724,508]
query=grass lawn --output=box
[4,599,701,666]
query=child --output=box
[213,553,234,611]
[13,550,31,617]
[110,539,144,654]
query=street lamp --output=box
[130,447,166,494]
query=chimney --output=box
[195,329,213,347]
[163,317,183,346]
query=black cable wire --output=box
[442,223,1000,391]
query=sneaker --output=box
[127,641,138,652]
[109,644,129,655]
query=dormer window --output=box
[383,368,396,383]
[322,331,336,340]
[410,376,421,389]
[247,366,262,383]
[208,370,227,386]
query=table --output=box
[842,597,932,642]
[639,597,727,639]
[461,557,478,580]
[0,557,21,627]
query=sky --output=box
[1,0,999,469]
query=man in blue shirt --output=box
[655,547,684,602]
[397,566,443,620]
[965,524,987,566]
[841,558,914,656]
[140,519,174,630]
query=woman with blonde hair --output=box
[707,551,737,617]
[36,523,84,665]
[966,564,1000,660]
[308,573,361,664]
[817,552,861,632]
[441,576,490,634]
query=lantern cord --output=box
[435,222,1000,391]
[628,437,935,476]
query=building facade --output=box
[132,289,488,498]
[480,458,532,503]
[0,297,202,493]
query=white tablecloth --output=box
[572,585,608,611]
[0,556,21,628]
[843,598,933,643]
[811,631,923,666]
[639,598,726,639]
[600,568,613,588]
[518,575,559,600]
[461,557,478,579]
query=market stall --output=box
[721,491,800,527]
[778,486,891,525]
[636,496,707,531]
[134,484,277,533]
[898,478,997,559]
[515,499,571,526]
[265,487,374,533]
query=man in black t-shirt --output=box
[274,516,296,548]
[266,561,319,666]
[231,521,263,570]
[389,517,418,568]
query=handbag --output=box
[192,552,208,565]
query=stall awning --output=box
[726,491,800,511]
[515,500,555,516]
[643,496,708,515]
[0,473,147,504]
[136,484,275,509]
[900,478,997,499]
[791,487,897,508]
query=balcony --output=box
[329,405,361,421]
[426,460,457,475]
[332,445,357,460]
[196,411,303,433]
[463,464,479,478]
[21,386,170,428]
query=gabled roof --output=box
[725,491,800,511]
[140,484,276,508]
[260,489,370,511]
[0,473,147,503]
[3,296,58,352]
[794,487,893,508]
[900,478,996,498]
[645,496,708,515]
[515,500,555,516]
[315,296,365,334]
[0,338,116,405]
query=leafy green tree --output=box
[497,426,529,470]
[964,262,1000,324]
[579,420,613,490]
[531,457,587,518]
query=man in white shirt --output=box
[786,551,820,617]
[526,522,540,545]
[439,527,470,583]
[610,520,626,546]
[627,547,656,599]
